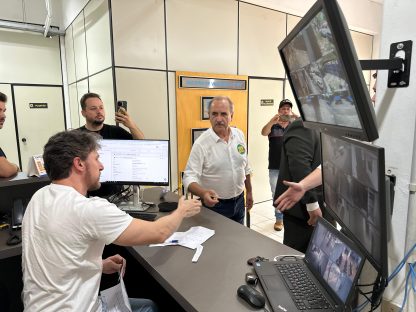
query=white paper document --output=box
[100,260,131,312]
[149,226,215,250]
[192,245,204,263]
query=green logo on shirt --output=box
[237,144,246,155]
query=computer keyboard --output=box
[276,263,330,310]
[127,212,157,221]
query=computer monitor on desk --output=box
[321,133,389,279]
[98,139,169,211]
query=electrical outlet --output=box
[382,300,400,312]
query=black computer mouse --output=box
[237,284,265,308]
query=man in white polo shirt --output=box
[183,96,253,224]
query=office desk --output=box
[127,207,300,312]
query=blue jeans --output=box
[129,298,158,312]
[101,297,158,312]
[269,169,284,220]
[207,192,245,224]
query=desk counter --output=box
[128,208,300,312]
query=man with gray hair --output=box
[183,96,253,224]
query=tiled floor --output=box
[248,200,284,244]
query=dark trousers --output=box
[207,192,245,224]
[283,216,314,253]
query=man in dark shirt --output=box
[273,119,326,253]
[261,99,295,231]
[78,92,145,197]
[0,92,20,178]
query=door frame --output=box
[11,83,66,168]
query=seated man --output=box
[22,130,201,311]
[0,92,19,178]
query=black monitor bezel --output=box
[99,139,170,186]
[278,0,378,142]
[320,133,388,278]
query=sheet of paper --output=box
[192,245,204,263]
[149,226,215,250]
[100,259,131,312]
[178,226,215,249]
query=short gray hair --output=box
[208,96,234,114]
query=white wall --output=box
[243,0,382,34]
[375,0,416,310]
[0,0,62,29]
[59,0,89,30]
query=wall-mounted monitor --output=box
[279,0,378,142]
[321,133,388,278]
[98,139,169,186]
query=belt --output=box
[218,192,244,203]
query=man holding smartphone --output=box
[261,99,297,231]
[78,92,144,198]
[78,92,144,140]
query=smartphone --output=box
[116,100,127,114]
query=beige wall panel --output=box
[65,26,77,84]
[168,72,178,192]
[351,31,373,87]
[0,29,61,85]
[0,84,19,166]
[166,0,238,73]
[287,14,301,34]
[239,3,286,78]
[73,12,89,81]
[68,83,81,129]
[85,0,112,75]
[116,68,169,140]
[88,69,116,126]
[112,0,166,70]
[75,79,89,127]
[248,79,284,203]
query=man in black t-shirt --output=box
[0,92,20,178]
[261,99,296,231]
[78,92,145,197]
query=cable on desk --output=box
[353,243,416,312]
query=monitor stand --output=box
[118,185,148,212]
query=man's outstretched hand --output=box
[274,180,306,211]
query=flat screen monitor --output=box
[98,139,169,186]
[278,0,378,142]
[321,133,388,277]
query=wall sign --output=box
[179,76,246,90]
[29,103,48,109]
[260,99,274,106]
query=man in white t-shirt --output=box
[22,130,201,312]
[183,96,253,224]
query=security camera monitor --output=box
[98,139,169,186]
[321,133,388,278]
[279,0,378,142]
